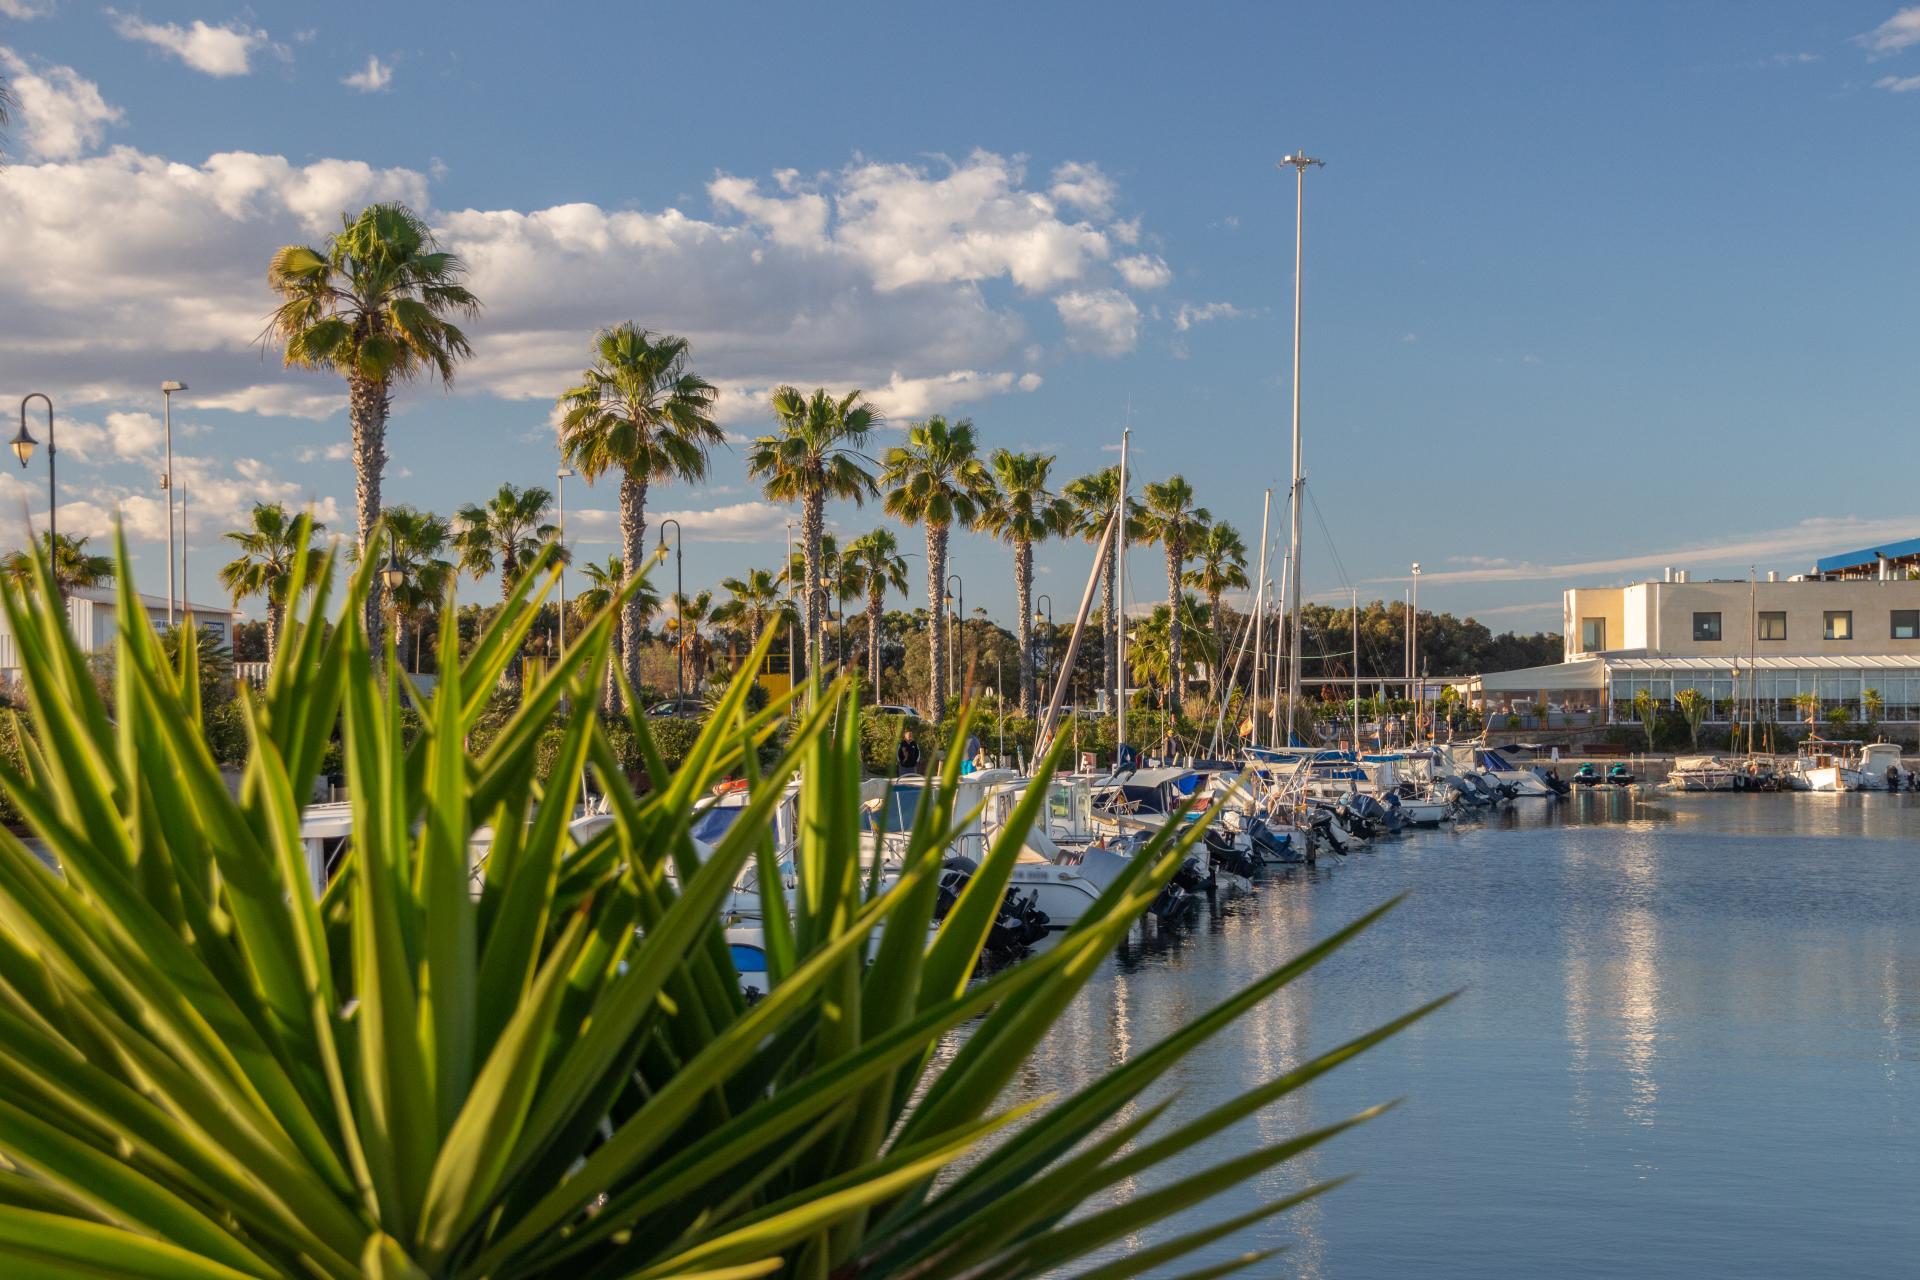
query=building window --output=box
[1580,617,1606,652]
[1692,612,1722,642]
[1758,611,1786,641]
[1894,610,1919,641]
[1824,611,1853,641]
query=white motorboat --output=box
[1666,755,1740,792]
[1789,739,1904,792]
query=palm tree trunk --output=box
[927,524,947,716]
[348,373,390,641]
[803,493,825,677]
[619,473,648,710]
[1015,537,1035,718]
[868,585,884,693]
[266,600,282,667]
[1166,541,1183,714]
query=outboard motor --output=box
[1248,816,1306,864]
[1148,881,1195,921]
[1304,807,1347,856]
[1348,792,1402,835]
[1445,775,1488,808]
[1204,825,1260,879]
[1173,854,1210,892]
[937,857,1051,953]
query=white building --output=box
[0,586,240,679]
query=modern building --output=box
[1467,539,1920,728]
[0,586,240,681]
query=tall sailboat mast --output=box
[1279,149,1323,749]
[1251,488,1271,737]
[1116,425,1130,761]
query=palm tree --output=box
[377,505,453,671]
[975,450,1070,717]
[1136,476,1211,712]
[217,504,326,661]
[1062,467,1137,709]
[573,554,653,712]
[1185,521,1250,701]
[1864,686,1885,738]
[749,387,880,675]
[666,589,715,685]
[880,416,996,716]
[1,533,114,593]
[1790,690,1818,731]
[841,528,910,691]
[265,203,479,633]
[713,567,791,669]
[453,483,561,601]
[557,324,721,705]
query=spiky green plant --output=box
[0,527,1438,1279]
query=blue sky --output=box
[2,1,1918,630]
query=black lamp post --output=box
[658,518,684,697]
[1035,592,1053,699]
[13,393,56,548]
[944,573,963,700]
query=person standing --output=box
[896,726,922,775]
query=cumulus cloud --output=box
[567,500,788,545]
[1115,253,1171,289]
[864,369,1043,419]
[1172,301,1252,331]
[1875,73,1920,91]
[0,48,123,159]
[1858,6,1920,56]
[108,12,283,78]
[0,0,55,17]
[1054,289,1139,355]
[1048,160,1117,218]
[295,441,352,463]
[342,55,393,93]
[0,451,339,550]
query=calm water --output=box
[1008,792,1920,1277]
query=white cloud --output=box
[1048,160,1117,218]
[295,441,352,463]
[568,500,787,545]
[0,0,55,17]
[1115,253,1171,289]
[1054,289,1139,356]
[1859,7,1920,56]
[0,48,123,160]
[865,369,1042,419]
[108,12,282,78]
[1762,52,1821,66]
[342,55,393,93]
[1172,300,1251,332]
[0,452,340,550]
[1875,73,1920,91]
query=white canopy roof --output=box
[1474,658,1607,693]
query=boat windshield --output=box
[689,804,746,845]
[863,787,923,834]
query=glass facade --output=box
[1611,668,1920,723]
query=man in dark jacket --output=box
[896,727,922,774]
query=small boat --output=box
[1570,763,1603,786]
[1789,739,1904,792]
[1605,763,1636,787]
[1666,755,1739,792]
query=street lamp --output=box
[556,466,575,650]
[379,530,406,592]
[659,518,684,698]
[944,573,963,702]
[1035,592,1053,707]
[161,381,187,626]
[13,393,56,550]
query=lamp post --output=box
[1035,592,1053,701]
[659,517,684,698]
[556,467,574,651]
[12,393,56,554]
[944,573,963,702]
[160,381,186,625]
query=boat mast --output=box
[1116,425,1130,762]
[1251,488,1271,741]
[1351,587,1361,751]
[1273,549,1290,744]
[1279,150,1323,750]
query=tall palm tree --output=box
[1137,476,1210,713]
[976,450,1070,717]
[749,387,880,675]
[713,567,792,669]
[1062,467,1137,709]
[217,504,326,662]
[572,554,655,712]
[841,528,910,691]
[265,203,479,633]
[557,323,721,705]
[377,504,453,672]
[453,483,561,601]
[1,533,114,593]
[666,589,715,686]
[880,416,996,716]
[1185,520,1250,700]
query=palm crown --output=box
[2,533,113,593]
[977,450,1069,546]
[880,417,996,531]
[749,388,880,509]
[1186,521,1249,599]
[218,504,326,659]
[453,484,561,599]
[841,528,910,604]
[557,325,722,489]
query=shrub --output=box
[0,537,1432,1279]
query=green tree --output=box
[217,503,326,661]
[842,528,910,692]
[1791,690,1818,730]
[1631,687,1661,753]
[749,387,880,674]
[1863,686,1884,737]
[880,416,995,716]
[1062,466,1136,709]
[1674,687,1708,751]
[557,323,721,704]
[376,504,453,671]
[713,568,793,670]
[665,587,715,686]
[1136,476,1210,711]
[453,483,561,601]
[0,532,114,592]
[975,449,1071,717]
[1185,520,1249,701]
[265,202,479,632]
